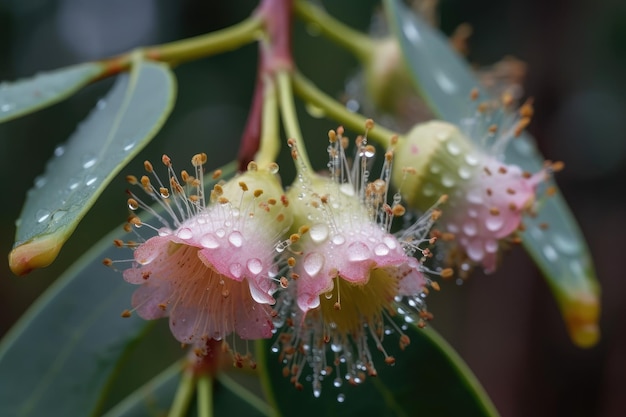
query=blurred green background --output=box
[1,0,625,416]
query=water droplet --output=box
[485,239,498,253]
[333,377,343,388]
[310,223,329,243]
[228,231,243,247]
[348,242,369,261]
[123,141,136,152]
[303,252,325,276]
[446,141,461,155]
[324,292,333,300]
[542,244,558,262]
[54,145,65,157]
[466,240,484,261]
[462,221,477,237]
[200,234,219,249]
[422,182,435,197]
[337,393,346,403]
[313,381,322,398]
[96,99,107,109]
[229,263,243,278]
[441,174,455,188]
[34,175,47,188]
[85,175,98,186]
[247,258,263,275]
[374,243,389,256]
[466,188,482,204]
[50,210,67,223]
[383,236,397,250]
[216,228,226,238]
[458,166,472,180]
[485,216,504,232]
[67,177,81,191]
[1,103,14,112]
[346,99,360,112]
[331,342,343,352]
[552,233,581,256]
[332,234,345,245]
[465,154,479,166]
[430,164,441,174]
[36,209,50,223]
[177,228,193,239]
[81,153,97,169]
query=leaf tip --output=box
[562,291,601,348]
[8,235,64,276]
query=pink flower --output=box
[112,156,292,346]
[273,127,444,395]
[393,100,559,274]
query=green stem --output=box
[218,373,275,417]
[254,340,280,417]
[276,70,313,172]
[167,369,195,417]
[146,15,264,65]
[197,374,214,417]
[255,73,280,168]
[291,71,401,147]
[294,0,373,61]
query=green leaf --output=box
[258,324,499,417]
[0,162,239,417]
[0,226,154,417]
[9,59,177,276]
[384,0,600,347]
[0,62,106,123]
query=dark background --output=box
[0,1,624,416]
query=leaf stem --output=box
[294,0,373,61]
[197,374,214,417]
[255,73,280,169]
[276,70,313,172]
[145,15,264,65]
[167,368,195,417]
[291,71,401,146]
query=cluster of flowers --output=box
[105,100,556,395]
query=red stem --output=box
[237,0,294,170]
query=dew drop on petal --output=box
[374,243,389,256]
[332,234,346,245]
[228,231,243,247]
[337,393,346,403]
[309,223,329,243]
[441,174,455,188]
[458,166,472,180]
[200,234,219,249]
[36,209,50,223]
[216,228,226,238]
[446,141,461,155]
[467,240,484,261]
[176,228,193,239]
[229,263,243,278]
[333,377,343,388]
[465,154,479,166]
[485,216,504,232]
[303,252,325,277]
[247,258,263,275]
[383,236,398,250]
[485,239,499,253]
[466,189,482,204]
[462,221,477,237]
[348,242,369,261]
[34,175,47,188]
